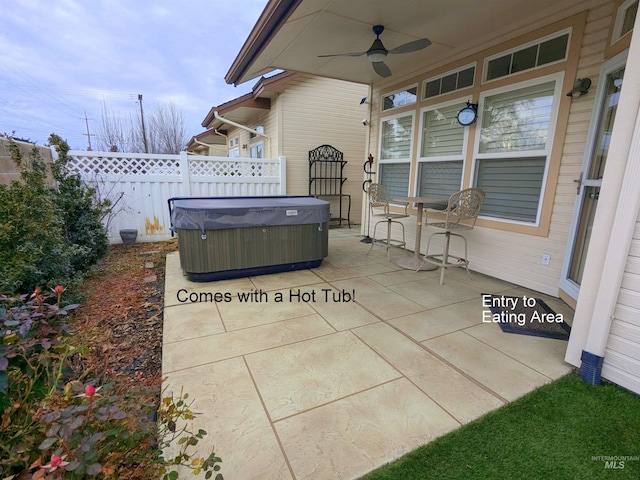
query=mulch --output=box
[72,239,178,390]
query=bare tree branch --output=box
[96,100,188,154]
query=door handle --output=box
[573,172,583,195]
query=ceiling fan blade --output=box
[372,61,392,78]
[388,38,431,54]
[318,51,367,58]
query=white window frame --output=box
[378,110,415,198]
[250,125,264,139]
[471,72,564,226]
[415,97,470,196]
[422,63,476,101]
[612,0,638,43]
[228,137,239,157]
[381,84,418,112]
[482,28,572,83]
[249,140,264,159]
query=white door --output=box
[560,53,627,299]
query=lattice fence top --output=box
[67,153,282,178]
[189,158,280,177]
[67,154,181,176]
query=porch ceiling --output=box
[226,0,591,86]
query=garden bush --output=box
[0,136,108,294]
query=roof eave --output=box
[225,0,302,86]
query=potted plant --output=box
[119,229,138,245]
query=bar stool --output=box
[423,187,485,284]
[367,183,409,261]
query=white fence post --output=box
[279,156,287,195]
[180,151,192,197]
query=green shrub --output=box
[0,144,78,293]
[0,136,108,294]
[49,135,109,272]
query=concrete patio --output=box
[162,228,574,480]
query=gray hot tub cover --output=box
[170,196,330,232]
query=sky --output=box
[0,0,268,150]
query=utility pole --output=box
[81,110,95,151]
[138,94,149,153]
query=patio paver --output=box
[162,228,574,479]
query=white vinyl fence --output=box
[66,151,287,243]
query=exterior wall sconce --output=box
[242,144,248,149]
[567,78,592,98]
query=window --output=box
[417,101,467,197]
[485,31,569,81]
[249,142,263,159]
[381,85,417,111]
[228,137,239,157]
[613,0,638,42]
[423,65,475,99]
[250,125,264,139]
[379,113,414,197]
[474,78,560,223]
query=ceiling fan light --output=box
[367,49,387,62]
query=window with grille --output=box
[423,65,475,100]
[484,31,569,81]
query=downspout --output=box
[213,111,271,157]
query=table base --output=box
[396,256,438,271]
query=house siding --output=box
[365,3,619,296]
[280,74,368,224]
[602,212,640,394]
[219,75,367,224]
[227,106,279,160]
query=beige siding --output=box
[604,212,640,394]
[280,74,368,224]
[366,3,617,296]
[220,77,367,224]
[227,108,279,160]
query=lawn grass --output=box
[362,374,640,479]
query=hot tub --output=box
[168,196,330,281]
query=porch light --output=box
[566,78,592,98]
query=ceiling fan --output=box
[318,25,431,78]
